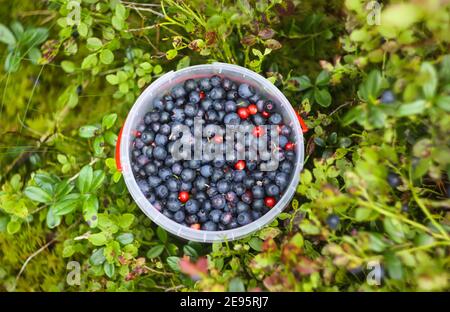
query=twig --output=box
[68,158,99,183]
[329,101,353,116]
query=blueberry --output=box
[387,172,401,188]
[172,162,183,175]
[202,200,212,212]
[166,177,180,192]
[228,221,238,229]
[243,177,255,188]
[159,124,171,135]
[269,113,282,125]
[233,184,246,196]
[201,99,213,111]
[275,172,289,188]
[264,100,275,112]
[162,209,174,219]
[171,85,186,99]
[172,108,185,122]
[141,131,155,144]
[136,155,150,167]
[213,100,225,111]
[253,199,264,211]
[206,110,219,122]
[265,184,280,196]
[174,210,185,223]
[181,168,196,182]
[246,160,257,171]
[252,185,265,199]
[236,201,249,213]
[241,192,253,204]
[202,221,217,231]
[155,185,169,199]
[184,79,197,92]
[280,161,293,173]
[238,83,254,98]
[217,179,231,194]
[137,179,150,196]
[148,176,162,188]
[153,200,163,211]
[237,211,252,225]
[210,87,225,100]
[251,211,261,220]
[167,198,181,212]
[188,160,201,169]
[252,114,265,125]
[326,214,340,230]
[249,94,260,103]
[220,212,233,225]
[184,104,197,117]
[158,167,172,180]
[199,78,212,91]
[151,122,161,133]
[164,100,175,111]
[153,146,167,160]
[210,75,221,87]
[380,90,395,104]
[164,95,173,102]
[180,181,192,192]
[186,214,199,225]
[225,191,238,204]
[145,163,158,175]
[155,133,168,146]
[134,138,145,149]
[253,171,264,180]
[211,194,226,209]
[222,78,232,91]
[226,90,238,100]
[206,185,218,197]
[153,98,164,111]
[200,165,213,178]
[194,176,208,191]
[232,170,246,182]
[209,210,222,223]
[223,101,236,113]
[164,156,176,167]
[213,160,225,168]
[195,191,207,202]
[185,199,200,214]
[224,112,240,125]
[280,125,291,136]
[279,135,288,148]
[197,209,208,223]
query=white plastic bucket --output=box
[118,63,305,243]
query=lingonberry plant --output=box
[0,0,449,292]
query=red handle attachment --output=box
[115,126,124,172]
[295,112,309,133]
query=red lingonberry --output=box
[264,197,276,208]
[234,160,246,170]
[178,191,190,203]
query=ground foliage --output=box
[0,0,449,292]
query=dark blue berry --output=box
[174,210,185,223]
[326,214,340,230]
[184,79,197,92]
[269,113,282,125]
[185,199,200,214]
[158,167,172,180]
[210,87,225,100]
[181,168,196,182]
[265,184,280,196]
[238,83,254,98]
[220,212,233,225]
[155,185,169,199]
[199,78,212,91]
[167,198,181,212]
[148,176,162,188]
[209,210,222,223]
[380,90,395,103]
[252,185,264,199]
[387,172,401,188]
[202,221,217,231]
[237,211,252,225]
[200,165,213,178]
[211,194,226,209]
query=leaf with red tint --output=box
[179,256,208,281]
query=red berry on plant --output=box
[264,197,276,208]
[234,160,246,170]
[178,191,190,203]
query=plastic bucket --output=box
[118,63,305,243]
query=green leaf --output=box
[359,70,383,102]
[118,213,135,229]
[7,220,21,234]
[436,95,450,112]
[91,170,106,191]
[103,262,115,278]
[102,113,117,130]
[24,186,52,203]
[315,70,330,86]
[183,245,198,258]
[83,194,99,228]
[61,60,76,73]
[177,56,190,70]
[288,76,312,91]
[86,37,103,51]
[166,49,178,60]
[93,135,105,156]
[5,50,21,72]
[53,193,81,216]
[77,165,93,194]
[146,245,165,259]
[21,27,48,47]
[157,227,168,243]
[385,252,403,280]
[383,218,405,243]
[81,53,98,69]
[314,88,332,107]
[89,232,107,246]
[420,62,437,99]
[0,23,16,45]
[111,15,124,31]
[104,131,118,146]
[397,100,427,116]
[79,125,99,138]
[248,237,263,251]
[100,49,114,64]
[27,47,41,64]
[228,277,245,292]
[355,207,375,221]
[90,248,106,266]
[46,206,61,229]
[116,233,134,245]
[106,74,118,85]
[166,256,180,271]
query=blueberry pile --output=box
[131,75,296,231]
